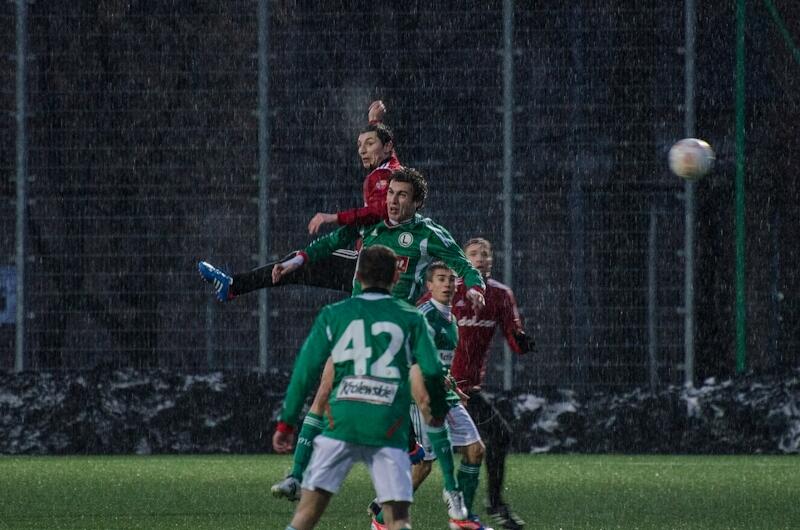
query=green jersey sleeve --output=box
[303,225,361,263]
[278,307,333,427]
[424,221,485,291]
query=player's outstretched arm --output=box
[425,222,486,311]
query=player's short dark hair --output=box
[389,167,428,210]
[360,123,395,146]
[357,245,398,288]
[464,237,492,255]
[425,261,453,282]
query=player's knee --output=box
[464,440,485,464]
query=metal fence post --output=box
[257,0,271,373]
[501,0,515,391]
[14,0,29,373]
[648,207,659,390]
[682,0,697,388]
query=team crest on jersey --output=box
[336,375,398,405]
[375,179,387,190]
[396,256,409,272]
[398,232,414,247]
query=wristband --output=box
[276,421,295,434]
[284,253,306,268]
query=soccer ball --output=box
[668,138,715,180]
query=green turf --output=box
[0,454,798,529]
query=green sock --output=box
[427,425,458,491]
[457,462,481,514]
[290,412,325,480]
[375,510,385,524]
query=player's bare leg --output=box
[382,500,412,530]
[411,459,433,490]
[288,488,332,530]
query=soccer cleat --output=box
[449,515,494,530]
[486,504,525,530]
[370,515,388,530]
[408,442,426,464]
[270,475,300,502]
[443,489,469,521]
[198,261,234,302]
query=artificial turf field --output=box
[0,454,798,529]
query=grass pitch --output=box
[0,454,797,529]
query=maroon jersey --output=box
[447,277,526,389]
[336,154,402,227]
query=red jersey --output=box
[336,154,402,227]
[427,277,525,389]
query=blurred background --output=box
[1,0,798,392]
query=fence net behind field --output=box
[2,1,799,389]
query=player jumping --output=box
[198,100,400,299]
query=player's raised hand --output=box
[308,212,337,234]
[368,100,386,123]
[272,429,295,453]
[466,288,485,312]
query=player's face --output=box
[427,268,456,305]
[386,181,418,223]
[465,243,492,276]
[357,131,393,171]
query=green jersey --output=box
[278,291,447,449]
[304,214,485,303]
[418,299,461,407]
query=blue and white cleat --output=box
[198,261,233,302]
